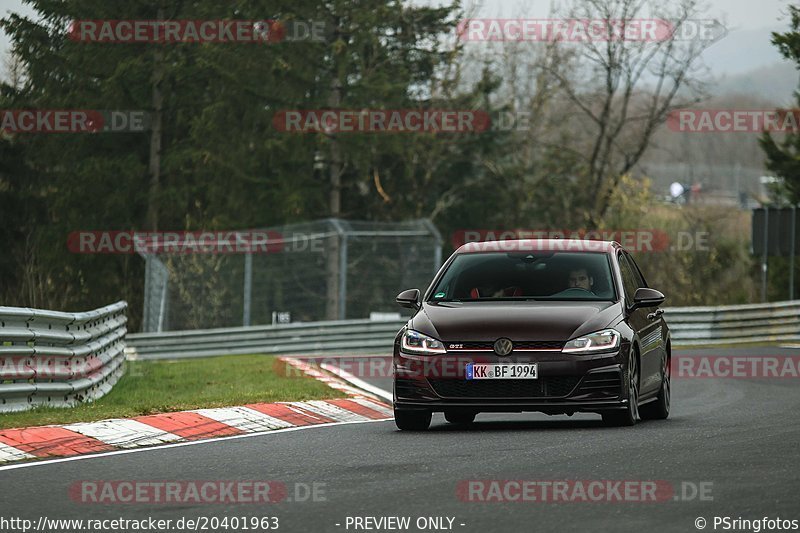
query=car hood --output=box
[410,300,623,342]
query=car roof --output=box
[455,239,621,254]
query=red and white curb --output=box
[0,397,391,464]
[279,355,393,402]
[278,356,369,397]
[318,359,393,402]
[0,358,392,465]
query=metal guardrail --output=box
[127,319,403,360]
[126,301,800,360]
[664,300,800,346]
[0,301,128,412]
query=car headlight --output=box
[401,329,447,355]
[562,329,620,354]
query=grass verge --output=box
[0,355,345,430]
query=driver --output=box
[568,268,594,292]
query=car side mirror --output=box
[396,288,421,310]
[631,287,665,310]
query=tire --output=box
[444,410,476,425]
[394,408,432,431]
[640,351,670,420]
[602,350,639,427]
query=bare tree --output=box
[545,0,719,225]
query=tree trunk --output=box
[325,16,344,320]
[146,5,165,231]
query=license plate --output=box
[466,363,538,380]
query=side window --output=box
[624,252,647,288]
[618,254,639,307]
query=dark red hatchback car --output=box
[392,239,671,430]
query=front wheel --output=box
[602,352,639,427]
[640,352,670,420]
[394,408,431,431]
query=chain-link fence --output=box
[140,219,442,332]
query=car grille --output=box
[428,376,580,399]
[574,371,622,398]
[447,341,564,351]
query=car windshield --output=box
[429,251,617,302]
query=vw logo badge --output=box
[493,338,513,356]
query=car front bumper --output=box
[393,348,629,414]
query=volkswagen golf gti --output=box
[392,239,670,430]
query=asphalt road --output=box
[1,347,799,533]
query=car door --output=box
[618,252,663,396]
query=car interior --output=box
[432,252,616,300]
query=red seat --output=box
[469,287,522,298]
[505,286,523,297]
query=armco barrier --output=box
[126,301,800,360]
[126,318,404,360]
[0,301,127,412]
[664,300,800,346]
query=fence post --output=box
[338,232,348,320]
[791,206,796,301]
[327,219,349,320]
[421,218,443,273]
[141,252,169,332]
[143,254,152,332]
[762,208,769,302]
[243,252,253,326]
[157,275,167,332]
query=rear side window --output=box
[617,254,639,307]
[624,252,648,288]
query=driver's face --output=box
[568,269,592,290]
